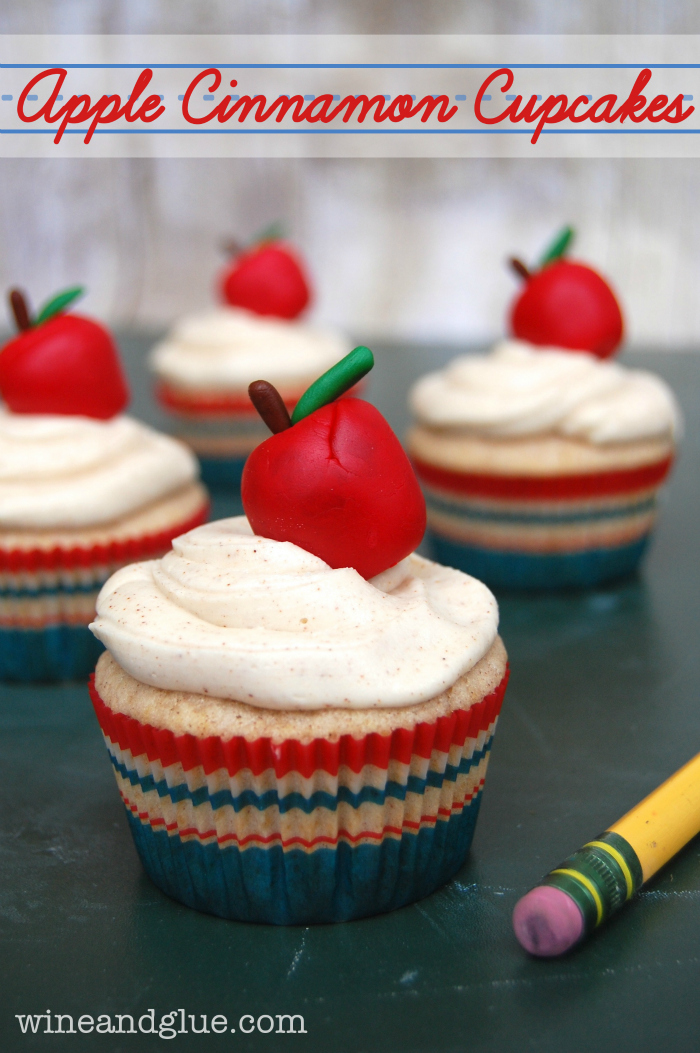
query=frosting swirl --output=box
[149,307,349,391]
[0,411,198,529]
[90,517,499,710]
[410,340,680,444]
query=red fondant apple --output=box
[242,397,426,579]
[0,287,129,419]
[509,227,624,358]
[220,239,311,320]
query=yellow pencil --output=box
[513,751,700,956]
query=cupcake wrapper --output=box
[198,456,247,492]
[0,504,210,574]
[0,624,104,682]
[429,533,650,591]
[155,385,272,415]
[156,383,366,494]
[89,669,509,924]
[413,456,672,590]
[0,502,208,681]
[155,381,366,418]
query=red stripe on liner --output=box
[411,455,673,502]
[156,383,277,415]
[120,789,486,850]
[155,381,365,416]
[91,668,508,780]
[0,503,209,573]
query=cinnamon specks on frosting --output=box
[90,516,498,711]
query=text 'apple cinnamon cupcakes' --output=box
[0,286,208,681]
[88,348,509,924]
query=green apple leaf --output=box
[34,286,85,325]
[291,345,374,425]
[250,220,285,247]
[539,226,575,268]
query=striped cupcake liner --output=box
[155,382,365,493]
[155,384,294,493]
[197,455,248,492]
[163,422,264,493]
[412,456,673,591]
[89,669,509,924]
[0,503,208,682]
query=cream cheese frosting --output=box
[149,307,349,392]
[90,517,499,710]
[410,340,681,444]
[0,410,198,530]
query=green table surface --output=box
[2,338,700,1053]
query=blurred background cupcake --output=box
[0,287,208,681]
[148,228,349,492]
[408,230,681,590]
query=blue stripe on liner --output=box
[0,579,104,599]
[424,492,657,526]
[0,623,103,682]
[125,794,483,923]
[109,736,494,814]
[197,454,247,494]
[428,531,650,591]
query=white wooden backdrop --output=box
[1,2,699,347]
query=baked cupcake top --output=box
[149,307,349,393]
[90,516,498,711]
[410,340,680,445]
[0,410,198,530]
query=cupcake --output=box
[0,286,208,681]
[149,233,349,491]
[88,348,509,924]
[408,231,680,590]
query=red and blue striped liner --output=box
[155,381,366,493]
[0,503,209,681]
[154,383,277,492]
[89,667,509,924]
[413,455,674,591]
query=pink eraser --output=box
[512,885,584,957]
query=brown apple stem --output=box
[248,380,292,434]
[9,288,32,331]
[509,257,531,281]
[221,238,244,257]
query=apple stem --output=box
[222,238,244,257]
[9,289,32,332]
[509,257,530,281]
[248,380,292,434]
